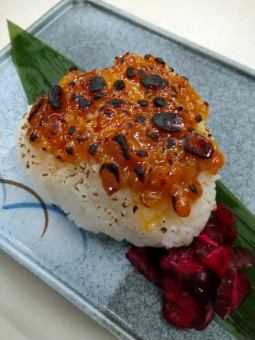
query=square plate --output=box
[0,1,254,339]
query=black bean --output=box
[140,74,168,89]
[78,96,92,109]
[113,134,130,160]
[137,99,149,108]
[109,99,124,107]
[154,57,165,65]
[88,143,98,156]
[126,67,136,78]
[28,97,45,121]
[29,132,37,142]
[114,80,125,90]
[66,146,73,155]
[184,133,214,159]
[127,123,133,129]
[100,162,120,183]
[88,76,106,92]
[134,165,145,182]
[94,92,106,100]
[166,138,175,149]
[153,96,166,107]
[188,127,194,132]
[189,184,198,193]
[137,150,148,157]
[195,114,203,122]
[135,115,146,123]
[48,85,63,109]
[152,112,183,132]
[68,126,76,135]
[168,158,173,165]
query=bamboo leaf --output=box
[8,21,255,339]
[8,20,77,104]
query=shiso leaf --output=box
[8,21,255,339]
[7,20,77,104]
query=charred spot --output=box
[160,227,167,233]
[29,132,37,142]
[66,146,74,155]
[68,66,78,71]
[166,138,175,149]
[168,158,173,165]
[77,135,88,143]
[114,80,125,90]
[48,85,63,109]
[68,126,76,135]
[104,110,113,118]
[78,96,92,109]
[153,96,166,107]
[137,99,149,108]
[154,57,166,65]
[88,143,98,156]
[204,101,209,106]
[175,106,183,112]
[134,165,145,182]
[144,54,152,59]
[133,205,138,213]
[28,97,45,121]
[195,114,203,123]
[152,112,183,132]
[140,74,168,89]
[88,76,106,92]
[113,134,130,160]
[94,92,106,100]
[100,162,120,183]
[189,184,198,193]
[126,67,136,78]
[109,99,124,107]
[172,195,177,212]
[188,127,194,132]
[147,131,159,141]
[184,133,214,159]
[71,92,79,100]
[137,150,148,158]
[135,114,146,123]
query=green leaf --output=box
[7,20,77,104]
[8,21,255,339]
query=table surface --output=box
[0,1,255,339]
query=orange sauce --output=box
[27,53,224,217]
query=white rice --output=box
[17,113,217,248]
